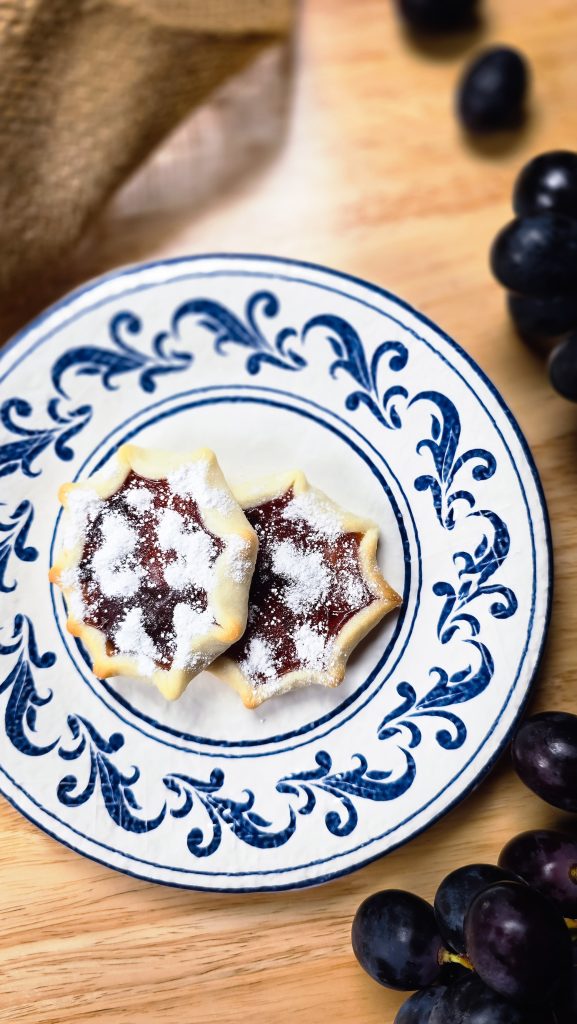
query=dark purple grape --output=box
[457,47,529,134]
[394,983,451,1024]
[513,151,577,219]
[397,0,479,32]
[549,333,577,402]
[430,973,557,1023]
[434,864,520,954]
[464,881,571,1004]
[351,890,442,990]
[508,293,577,347]
[554,942,577,1024]
[491,215,577,297]
[499,830,577,915]
[512,711,577,811]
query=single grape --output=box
[430,973,557,1023]
[464,881,571,1004]
[508,293,577,347]
[351,890,443,990]
[549,333,577,403]
[397,0,479,32]
[499,830,577,915]
[434,864,520,954]
[394,983,451,1024]
[491,215,577,297]
[457,47,529,134]
[513,151,577,219]
[512,711,577,811]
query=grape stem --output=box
[439,948,474,971]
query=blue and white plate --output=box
[0,255,551,891]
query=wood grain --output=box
[2,1,577,1021]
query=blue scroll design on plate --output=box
[0,501,38,593]
[172,290,307,375]
[164,771,298,857]
[302,314,409,429]
[0,398,92,479]
[51,311,193,397]
[0,615,57,756]
[277,749,416,838]
[57,715,166,833]
[0,287,519,854]
[0,311,191,484]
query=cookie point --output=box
[57,482,73,505]
[154,672,187,701]
[48,564,61,584]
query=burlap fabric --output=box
[0,0,294,298]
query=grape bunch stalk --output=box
[351,710,577,1022]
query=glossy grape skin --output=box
[512,712,577,811]
[513,151,577,219]
[351,890,442,990]
[549,334,577,403]
[397,0,478,32]
[464,881,572,1004]
[457,47,529,134]
[434,864,520,954]
[508,293,577,347]
[394,983,451,1024]
[499,830,577,915]
[491,215,577,297]
[430,974,557,1024]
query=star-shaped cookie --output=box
[49,445,258,700]
[209,470,401,707]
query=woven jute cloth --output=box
[0,0,294,298]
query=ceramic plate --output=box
[0,254,551,891]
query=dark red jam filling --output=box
[226,488,375,685]
[78,471,223,669]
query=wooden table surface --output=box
[2,1,577,1021]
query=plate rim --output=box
[0,252,553,891]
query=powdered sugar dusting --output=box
[241,636,276,682]
[63,488,104,549]
[171,602,214,669]
[157,508,217,591]
[124,486,153,512]
[60,567,85,619]
[272,540,330,614]
[168,459,235,514]
[282,490,342,541]
[91,512,143,598]
[226,535,253,583]
[115,607,160,675]
[343,573,366,609]
[294,622,330,671]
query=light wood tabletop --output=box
[2,1,577,1021]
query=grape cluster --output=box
[490,151,577,398]
[352,710,577,1021]
[352,843,576,1021]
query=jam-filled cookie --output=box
[49,445,258,700]
[209,471,401,707]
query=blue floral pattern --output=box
[0,615,57,756]
[0,501,38,593]
[58,715,166,833]
[0,286,519,860]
